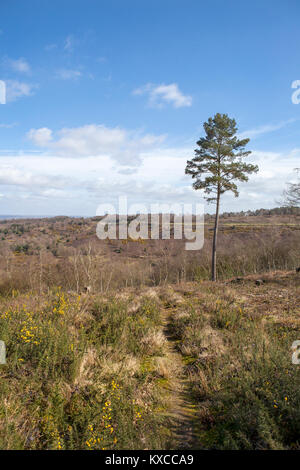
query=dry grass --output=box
[0,216,299,295]
[168,274,300,449]
[0,216,299,449]
[0,291,169,450]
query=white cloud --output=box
[0,152,199,211]
[218,148,300,211]
[133,83,192,108]
[64,34,76,52]
[27,127,53,146]
[0,145,293,214]
[0,122,17,128]
[27,124,167,165]
[40,188,71,198]
[5,80,36,102]
[0,164,70,188]
[4,57,30,73]
[55,69,82,80]
[2,119,300,214]
[238,119,296,139]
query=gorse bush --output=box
[204,341,300,450]
[210,300,245,330]
[90,298,162,356]
[170,283,300,449]
[0,291,167,449]
[0,255,299,450]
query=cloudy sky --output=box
[0,0,300,216]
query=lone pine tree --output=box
[185,113,258,281]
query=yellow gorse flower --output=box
[84,380,121,450]
[19,309,40,345]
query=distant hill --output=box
[0,206,299,222]
[0,215,45,220]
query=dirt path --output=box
[160,307,199,450]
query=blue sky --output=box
[0,0,300,215]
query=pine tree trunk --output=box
[211,191,220,281]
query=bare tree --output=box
[283,169,300,207]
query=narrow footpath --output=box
[160,307,199,450]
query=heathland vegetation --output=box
[0,114,299,450]
[0,210,299,449]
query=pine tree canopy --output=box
[185,113,258,202]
